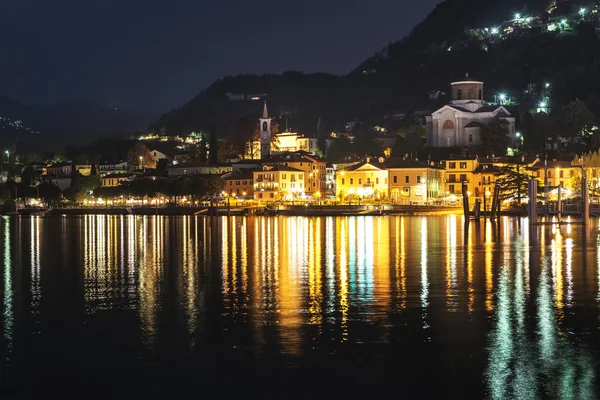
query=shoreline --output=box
[0,205,535,217]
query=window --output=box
[457,89,462,100]
[358,178,362,185]
[243,180,247,185]
[262,121,268,131]
[291,174,295,181]
[312,182,316,187]
[282,174,286,179]
[236,181,240,185]
[460,174,467,182]
[443,120,454,129]
[417,176,421,183]
[270,193,274,198]
[300,163,303,167]
[229,181,233,186]
[258,174,262,180]
[403,187,410,195]
[559,170,564,178]
[570,170,574,178]
[350,178,354,185]
[259,193,263,198]
[460,162,467,169]
[448,174,456,182]
[449,184,455,194]
[342,178,345,185]
[393,176,398,184]
[291,183,296,188]
[478,89,482,100]
[376,178,379,184]
[405,176,409,183]
[448,162,456,169]
[469,135,473,143]
[548,170,552,178]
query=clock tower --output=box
[259,101,271,159]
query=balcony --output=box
[446,179,469,183]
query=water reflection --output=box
[0,215,598,394]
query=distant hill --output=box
[151,0,600,150]
[0,97,155,153]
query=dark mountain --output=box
[0,97,155,153]
[151,0,600,148]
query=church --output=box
[425,77,516,148]
[245,102,320,159]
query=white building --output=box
[99,161,136,176]
[150,149,170,161]
[426,77,516,148]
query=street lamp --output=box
[5,150,9,163]
[139,156,143,170]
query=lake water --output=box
[0,215,599,396]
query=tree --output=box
[496,164,530,204]
[26,152,43,164]
[90,162,97,176]
[480,117,511,155]
[217,140,240,163]
[37,183,61,205]
[317,117,327,153]
[326,136,358,163]
[20,166,38,186]
[556,99,595,142]
[523,112,554,151]
[209,126,218,164]
[156,159,168,176]
[199,136,208,162]
[81,174,101,196]
[127,143,155,168]
[396,124,425,155]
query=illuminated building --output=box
[222,169,255,199]
[101,173,132,187]
[264,152,326,196]
[252,164,304,202]
[335,157,388,201]
[386,158,445,204]
[426,76,516,147]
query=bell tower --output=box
[259,101,271,159]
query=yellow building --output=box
[101,173,130,187]
[336,160,388,201]
[223,170,254,199]
[267,152,327,197]
[386,159,445,204]
[443,156,479,196]
[528,160,578,190]
[252,164,305,202]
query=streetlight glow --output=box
[514,13,521,20]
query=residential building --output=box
[150,149,170,161]
[22,162,48,176]
[222,170,255,199]
[252,164,304,202]
[528,160,578,190]
[99,161,136,176]
[386,159,445,204]
[101,173,132,187]
[426,76,516,147]
[325,163,335,196]
[335,158,388,201]
[444,156,480,197]
[47,162,92,177]
[264,152,327,197]
[166,163,232,177]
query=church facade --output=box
[426,78,516,148]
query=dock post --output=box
[462,181,470,221]
[490,182,500,219]
[528,179,537,225]
[583,177,589,226]
[557,182,562,221]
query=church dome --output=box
[450,74,484,104]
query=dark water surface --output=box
[0,215,599,396]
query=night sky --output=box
[1,0,440,115]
